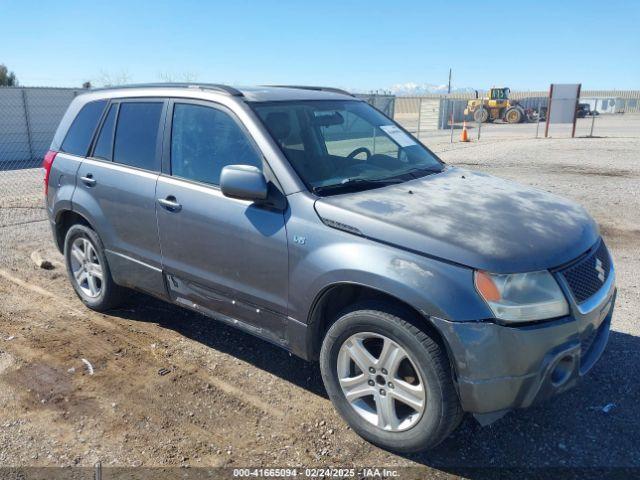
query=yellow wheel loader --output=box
[464,87,538,124]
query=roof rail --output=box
[90,83,244,96]
[267,85,354,97]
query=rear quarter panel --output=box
[47,153,82,225]
[47,94,94,222]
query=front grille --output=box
[561,241,611,304]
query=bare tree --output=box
[82,81,92,89]
[157,71,199,83]
[0,64,18,86]
[96,70,132,87]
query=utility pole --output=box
[477,88,482,140]
[447,68,452,94]
[589,99,598,137]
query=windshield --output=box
[490,88,509,100]
[251,100,444,194]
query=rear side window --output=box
[93,104,117,160]
[170,103,262,185]
[61,100,107,156]
[113,102,163,171]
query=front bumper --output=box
[432,271,616,415]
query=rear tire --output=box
[319,302,463,453]
[64,224,126,311]
[504,107,523,124]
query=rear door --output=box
[73,99,167,297]
[155,99,288,342]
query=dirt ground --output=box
[0,115,639,477]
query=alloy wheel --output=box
[337,332,426,432]
[69,237,103,298]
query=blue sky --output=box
[1,0,638,91]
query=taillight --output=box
[42,150,58,197]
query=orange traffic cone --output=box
[461,121,469,142]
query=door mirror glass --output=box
[220,165,268,202]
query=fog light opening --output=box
[551,356,574,386]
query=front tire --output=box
[319,302,463,452]
[473,107,489,123]
[64,224,126,311]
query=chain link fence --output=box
[355,93,395,118]
[1,88,84,251]
[393,90,640,151]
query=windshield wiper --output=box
[312,177,404,195]
[399,166,443,178]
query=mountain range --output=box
[386,82,476,96]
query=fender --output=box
[295,243,492,325]
[284,192,492,327]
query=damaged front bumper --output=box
[431,272,616,423]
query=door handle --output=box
[158,196,182,211]
[80,174,96,187]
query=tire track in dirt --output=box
[0,269,287,419]
[0,277,275,465]
[0,272,387,466]
[0,256,406,467]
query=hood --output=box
[314,167,599,273]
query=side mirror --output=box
[220,165,268,202]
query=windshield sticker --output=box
[380,125,416,147]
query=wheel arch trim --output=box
[53,208,97,252]
[304,281,458,373]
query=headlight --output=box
[474,270,569,322]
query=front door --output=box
[155,100,288,342]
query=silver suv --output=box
[45,84,616,452]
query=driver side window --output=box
[170,103,262,186]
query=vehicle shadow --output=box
[111,294,640,470]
